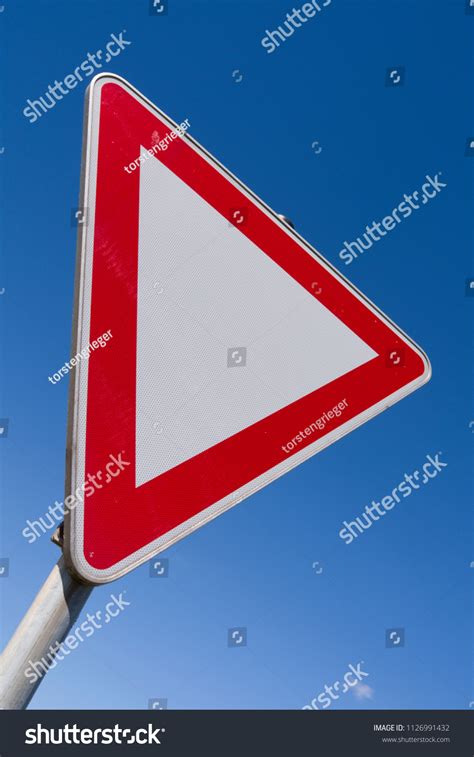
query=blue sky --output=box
[1,0,473,709]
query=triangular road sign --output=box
[64,75,430,584]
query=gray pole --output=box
[0,556,93,710]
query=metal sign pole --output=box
[0,556,93,710]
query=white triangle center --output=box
[136,147,376,487]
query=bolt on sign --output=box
[64,74,431,584]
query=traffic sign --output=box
[64,74,430,584]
